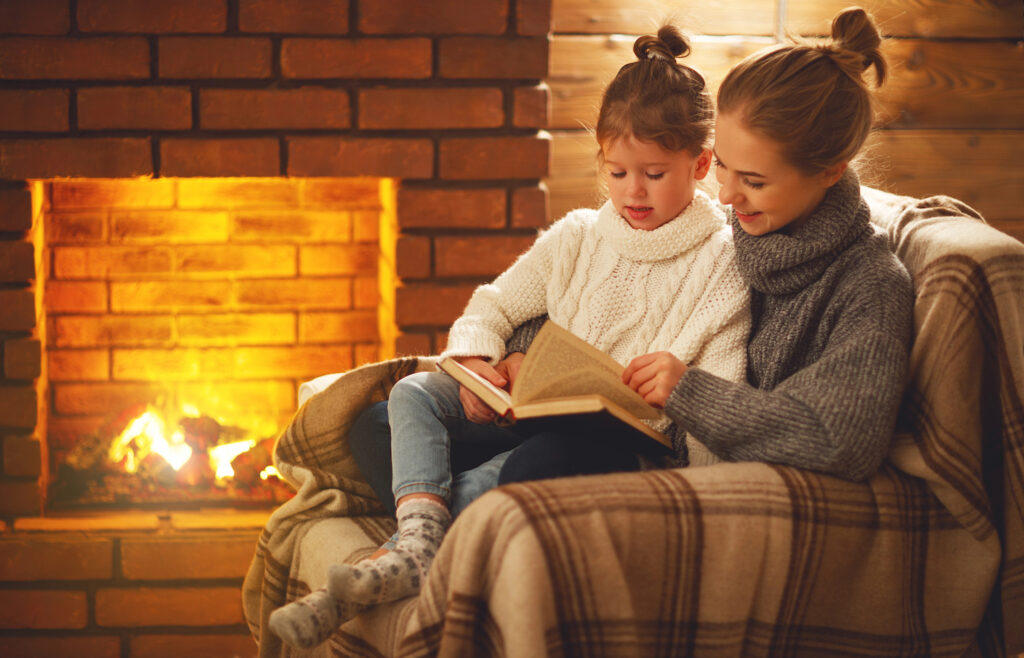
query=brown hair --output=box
[717,7,887,174]
[596,25,713,157]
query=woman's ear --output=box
[820,161,848,187]
[694,148,713,180]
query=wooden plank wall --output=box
[546,0,1024,240]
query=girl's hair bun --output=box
[825,6,886,85]
[633,25,692,63]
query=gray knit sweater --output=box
[665,171,913,480]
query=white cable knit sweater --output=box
[442,191,750,465]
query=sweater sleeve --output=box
[665,270,913,481]
[441,214,580,363]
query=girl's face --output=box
[713,111,846,236]
[602,135,711,231]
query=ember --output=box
[50,402,292,509]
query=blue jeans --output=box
[368,371,525,517]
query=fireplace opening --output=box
[35,177,398,510]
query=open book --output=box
[437,320,672,457]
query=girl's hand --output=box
[455,356,507,424]
[494,352,525,386]
[622,351,688,408]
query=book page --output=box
[512,321,659,420]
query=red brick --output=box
[0,386,36,428]
[440,37,549,79]
[46,280,107,313]
[0,240,34,281]
[289,137,432,178]
[159,37,271,78]
[110,280,230,311]
[0,138,152,178]
[396,283,475,326]
[48,349,109,381]
[512,183,550,228]
[352,210,380,242]
[121,533,259,580]
[96,587,242,627]
[160,138,280,177]
[0,289,36,331]
[355,343,379,366]
[46,212,104,243]
[0,89,69,131]
[0,637,119,658]
[359,88,503,130]
[0,0,70,35]
[440,135,550,180]
[78,87,192,131]
[240,0,349,34]
[131,634,258,658]
[177,313,296,346]
[0,37,149,79]
[78,0,227,33]
[237,278,352,309]
[360,0,507,34]
[299,311,378,343]
[304,178,383,209]
[177,245,296,276]
[53,315,173,348]
[2,435,42,477]
[53,246,172,279]
[281,38,431,79]
[232,211,350,241]
[0,589,86,629]
[110,348,232,380]
[112,211,229,243]
[53,382,160,416]
[299,244,376,276]
[4,338,42,380]
[201,88,350,130]
[353,275,378,308]
[517,0,552,36]
[0,187,34,231]
[396,235,431,278]
[51,179,175,210]
[0,536,114,580]
[394,332,431,356]
[514,83,550,128]
[397,188,506,229]
[177,178,301,208]
[436,235,534,277]
[0,480,41,517]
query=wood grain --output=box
[786,0,1024,38]
[552,0,775,36]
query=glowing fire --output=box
[108,404,267,483]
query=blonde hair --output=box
[717,7,887,174]
[596,25,713,157]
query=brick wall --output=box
[0,510,268,657]
[0,0,553,516]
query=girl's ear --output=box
[820,161,848,187]
[694,148,713,180]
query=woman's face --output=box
[602,134,711,231]
[713,111,844,236]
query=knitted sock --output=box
[327,498,451,606]
[267,587,364,650]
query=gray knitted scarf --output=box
[730,171,872,295]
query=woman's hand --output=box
[622,351,688,408]
[455,356,507,424]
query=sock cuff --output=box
[396,496,450,520]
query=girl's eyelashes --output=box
[646,172,665,180]
[607,171,664,180]
[609,171,626,179]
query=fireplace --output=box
[0,0,552,517]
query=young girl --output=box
[622,7,914,481]
[269,26,750,649]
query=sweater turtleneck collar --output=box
[730,169,871,296]
[595,190,725,263]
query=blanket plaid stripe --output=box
[242,190,1024,657]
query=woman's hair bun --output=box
[633,24,691,62]
[828,6,886,85]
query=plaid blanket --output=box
[242,188,1024,657]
